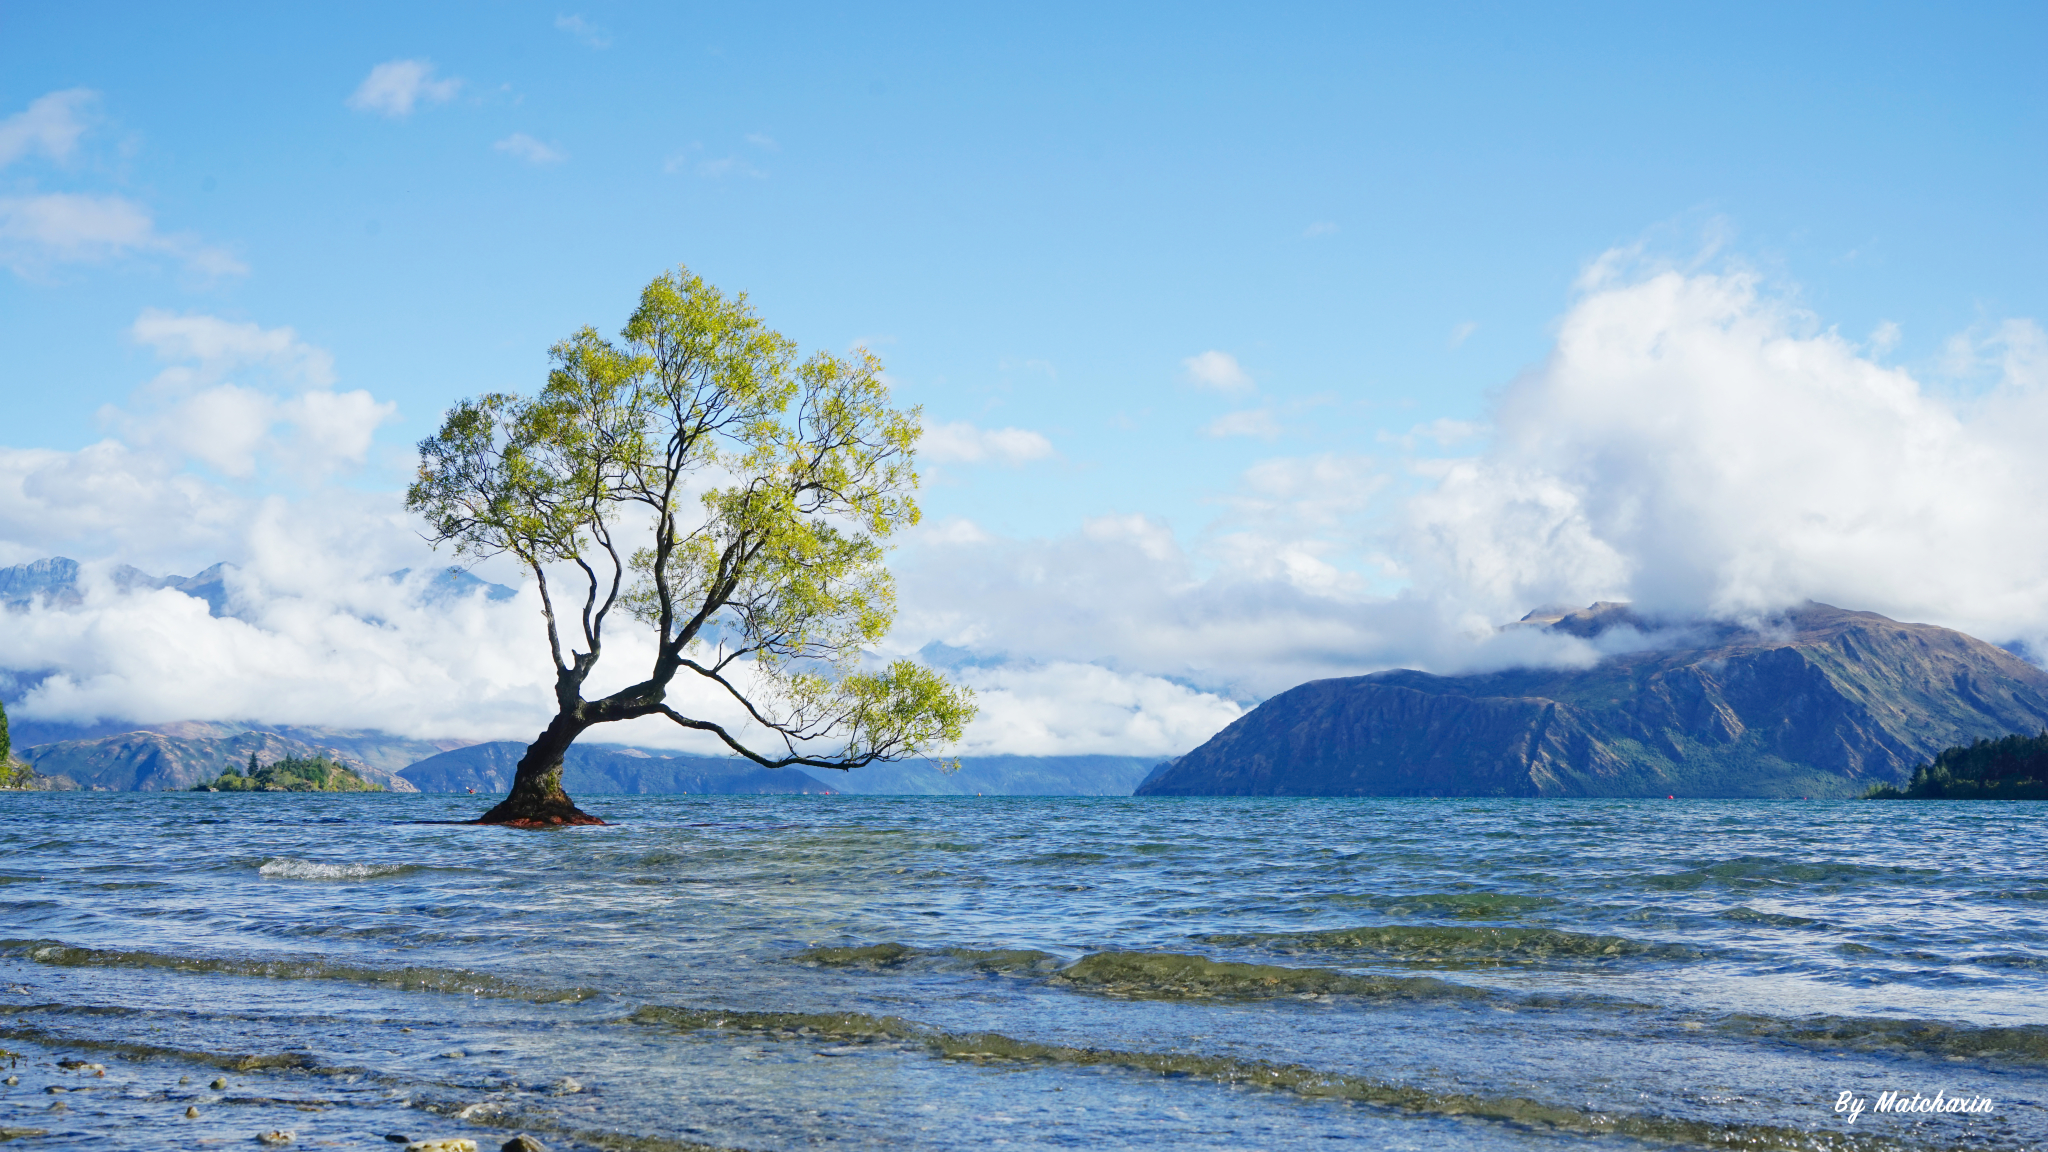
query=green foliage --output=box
[0,698,29,789]
[1864,731,2048,800]
[405,266,974,778]
[192,755,383,793]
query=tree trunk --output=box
[476,715,606,827]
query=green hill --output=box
[1865,731,2048,800]
[192,753,384,793]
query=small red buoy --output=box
[1667,795,1674,799]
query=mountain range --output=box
[399,741,842,795]
[1138,603,2048,798]
[14,723,1160,796]
[0,556,515,623]
[23,728,421,792]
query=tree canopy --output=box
[192,754,382,793]
[408,267,974,825]
[1865,731,2048,800]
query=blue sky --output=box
[3,3,2046,750]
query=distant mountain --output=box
[808,754,1165,795]
[22,729,420,792]
[10,720,472,776]
[10,718,1167,796]
[1139,603,2048,799]
[388,567,518,604]
[0,557,229,613]
[0,556,514,621]
[0,557,82,608]
[400,741,838,795]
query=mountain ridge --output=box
[1138,602,2048,798]
[22,729,421,792]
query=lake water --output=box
[2,793,2044,1150]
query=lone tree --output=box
[408,268,974,826]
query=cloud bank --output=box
[5,257,2046,758]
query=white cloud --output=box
[554,14,611,48]
[948,662,1242,757]
[1402,266,2048,649]
[1302,221,1339,239]
[346,59,461,117]
[920,420,1055,465]
[744,133,780,152]
[130,309,335,390]
[1449,320,1479,348]
[110,310,392,480]
[695,156,766,179]
[0,518,558,738]
[1182,349,1253,394]
[892,508,1428,706]
[0,441,247,566]
[0,193,246,278]
[493,133,566,165]
[0,491,896,751]
[1203,408,1280,440]
[0,89,95,167]
[1386,417,1483,452]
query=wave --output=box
[1052,951,1492,1002]
[1646,855,1943,891]
[1202,925,1700,965]
[1,939,596,1003]
[628,1004,1917,1151]
[1324,891,1561,919]
[257,857,421,881]
[1719,1012,2048,1065]
[0,1017,324,1074]
[1717,905,1833,929]
[794,943,1062,975]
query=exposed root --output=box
[474,793,605,828]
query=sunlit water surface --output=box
[1,793,2044,1150]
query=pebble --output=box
[212,1077,229,1089]
[57,1060,105,1076]
[1,1077,13,1087]
[44,1102,63,1113]
[384,1137,411,1145]
[185,1106,200,1119]
[436,1050,466,1059]
[257,1131,295,1146]
[551,1077,582,1095]
[42,1086,64,1094]
[178,1076,190,1085]
[501,1136,547,1152]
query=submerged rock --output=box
[502,1137,547,1152]
[257,1132,294,1146]
[404,1140,476,1152]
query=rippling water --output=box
[2,793,2044,1150]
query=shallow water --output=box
[1,793,2044,1150]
